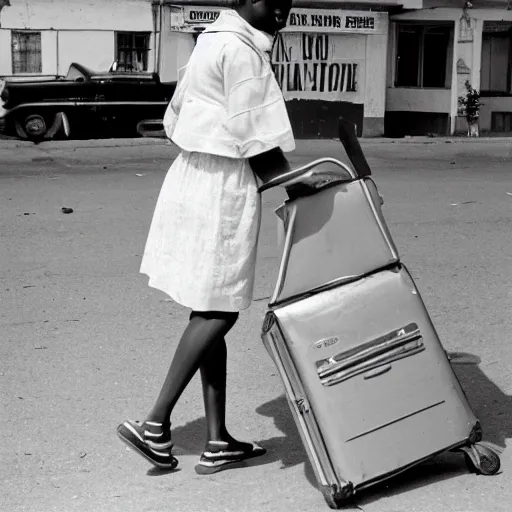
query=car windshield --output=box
[65,64,89,82]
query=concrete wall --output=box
[159,31,195,82]
[364,33,388,136]
[387,88,452,112]
[0,0,155,77]
[159,6,196,83]
[479,97,512,131]
[0,29,11,75]
[0,0,153,31]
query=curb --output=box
[0,136,170,149]
[1,136,511,151]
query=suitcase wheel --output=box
[461,443,501,476]
[320,483,352,509]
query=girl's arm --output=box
[249,147,291,185]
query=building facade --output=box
[0,0,156,80]
[386,0,512,135]
[157,0,421,138]
[2,0,509,136]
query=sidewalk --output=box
[1,134,512,151]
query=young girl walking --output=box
[117,0,294,474]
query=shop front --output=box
[274,9,388,138]
[159,4,389,138]
[386,3,512,137]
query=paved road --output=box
[1,137,511,512]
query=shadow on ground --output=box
[254,352,511,506]
[150,353,509,500]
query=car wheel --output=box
[15,114,48,142]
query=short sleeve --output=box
[222,42,295,158]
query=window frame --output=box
[480,26,512,97]
[11,30,42,75]
[394,23,453,89]
[115,31,151,73]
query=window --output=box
[11,31,42,74]
[395,24,452,88]
[491,112,512,132]
[480,23,512,94]
[116,32,150,72]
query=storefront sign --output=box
[282,9,387,34]
[173,7,387,34]
[272,32,365,102]
[183,6,224,24]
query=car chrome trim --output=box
[6,101,169,114]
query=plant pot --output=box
[467,117,479,137]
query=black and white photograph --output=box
[1,0,510,511]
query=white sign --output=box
[282,9,388,34]
[272,32,366,102]
[173,7,387,35]
[182,6,225,24]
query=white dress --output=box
[140,10,295,312]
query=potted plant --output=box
[458,80,482,137]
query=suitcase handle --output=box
[258,157,356,193]
[338,117,372,178]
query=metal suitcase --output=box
[272,173,398,306]
[258,119,500,509]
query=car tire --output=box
[15,113,48,142]
[14,112,71,142]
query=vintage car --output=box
[0,62,175,141]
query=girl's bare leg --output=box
[146,311,239,428]
[200,337,228,442]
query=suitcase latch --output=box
[295,397,310,414]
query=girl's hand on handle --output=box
[249,147,291,186]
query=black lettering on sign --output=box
[345,16,375,30]
[272,33,358,94]
[289,13,299,26]
[346,63,353,91]
[302,34,313,60]
[350,63,358,91]
[316,35,328,60]
[273,62,358,93]
[302,34,329,61]
[312,14,324,27]
[290,13,308,26]
[310,63,318,91]
[328,63,340,91]
[274,33,293,63]
[340,63,347,92]
[286,63,293,91]
[319,62,327,92]
[189,10,220,22]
